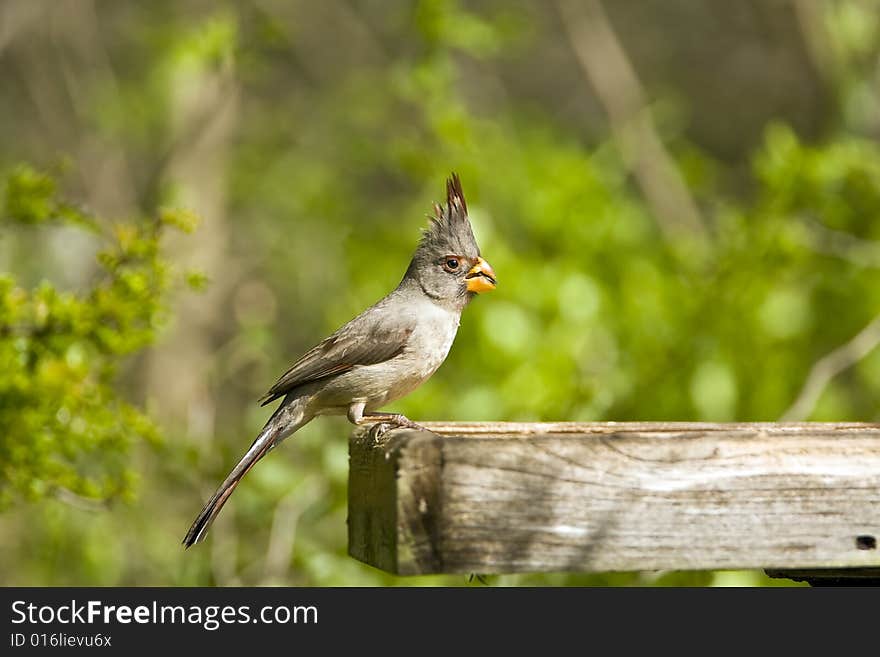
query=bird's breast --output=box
[373,305,461,406]
[409,305,460,371]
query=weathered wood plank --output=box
[347,422,880,576]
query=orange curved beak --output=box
[465,257,497,293]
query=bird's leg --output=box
[347,402,426,442]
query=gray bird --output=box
[183,173,495,547]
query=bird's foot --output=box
[368,422,394,443]
[366,415,426,443]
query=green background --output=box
[2,0,880,586]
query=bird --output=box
[182,173,496,547]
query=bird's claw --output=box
[368,417,426,443]
[369,422,394,443]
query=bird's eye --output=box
[444,257,460,272]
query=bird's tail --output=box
[182,399,308,548]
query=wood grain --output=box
[347,422,880,576]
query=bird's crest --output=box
[419,172,479,257]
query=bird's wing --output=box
[259,306,415,406]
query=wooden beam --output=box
[347,422,880,576]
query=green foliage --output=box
[0,167,197,507]
[3,165,86,227]
[0,0,876,588]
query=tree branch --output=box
[555,0,707,243]
[781,313,880,421]
[796,216,880,268]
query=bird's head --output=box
[405,173,496,308]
